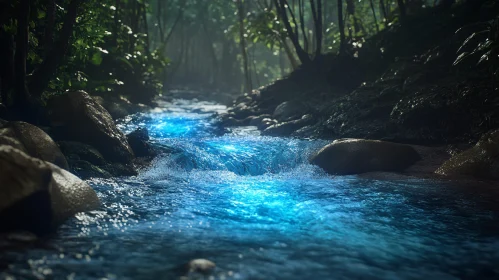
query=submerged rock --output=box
[186,259,216,275]
[310,139,421,175]
[436,129,499,179]
[47,91,134,163]
[1,121,69,170]
[0,145,100,236]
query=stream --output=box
[2,99,499,280]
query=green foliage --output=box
[454,16,499,78]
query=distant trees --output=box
[0,0,466,105]
[0,0,168,116]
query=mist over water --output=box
[2,100,499,280]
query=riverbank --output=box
[222,1,498,143]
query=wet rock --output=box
[258,118,278,130]
[263,114,316,137]
[103,162,137,177]
[0,145,101,235]
[93,95,150,120]
[48,162,101,225]
[273,100,309,122]
[310,139,421,175]
[58,141,106,166]
[0,146,53,236]
[47,91,134,163]
[127,127,156,158]
[1,121,69,170]
[248,114,272,127]
[68,160,112,179]
[0,135,28,153]
[436,129,499,179]
[186,259,216,275]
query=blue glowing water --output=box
[2,99,499,280]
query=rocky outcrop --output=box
[126,127,156,158]
[0,122,68,169]
[92,95,150,120]
[47,91,134,163]
[58,141,136,179]
[310,139,421,175]
[273,100,309,122]
[1,121,69,169]
[436,129,499,179]
[263,114,315,136]
[0,145,100,236]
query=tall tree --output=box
[14,0,30,108]
[397,0,407,23]
[310,0,323,57]
[29,0,84,97]
[237,0,253,93]
[338,0,346,55]
[273,0,312,64]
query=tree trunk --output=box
[298,0,309,53]
[370,0,380,32]
[237,0,252,93]
[141,1,150,53]
[397,0,406,22]
[380,0,388,22]
[338,0,346,55]
[14,0,30,108]
[163,1,186,46]
[274,0,311,64]
[113,0,120,46]
[44,0,56,55]
[346,0,359,37]
[29,0,83,97]
[281,38,299,70]
[309,0,323,58]
[0,30,14,105]
[157,0,164,42]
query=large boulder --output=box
[273,100,309,122]
[48,162,100,225]
[0,146,53,236]
[0,145,100,236]
[0,135,28,153]
[436,129,499,179]
[46,91,134,163]
[310,139,421,175]
[1,121,69,169]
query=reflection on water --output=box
[2,99,499,280]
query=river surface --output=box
[2,99,499,280]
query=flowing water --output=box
[2,99,499,280]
